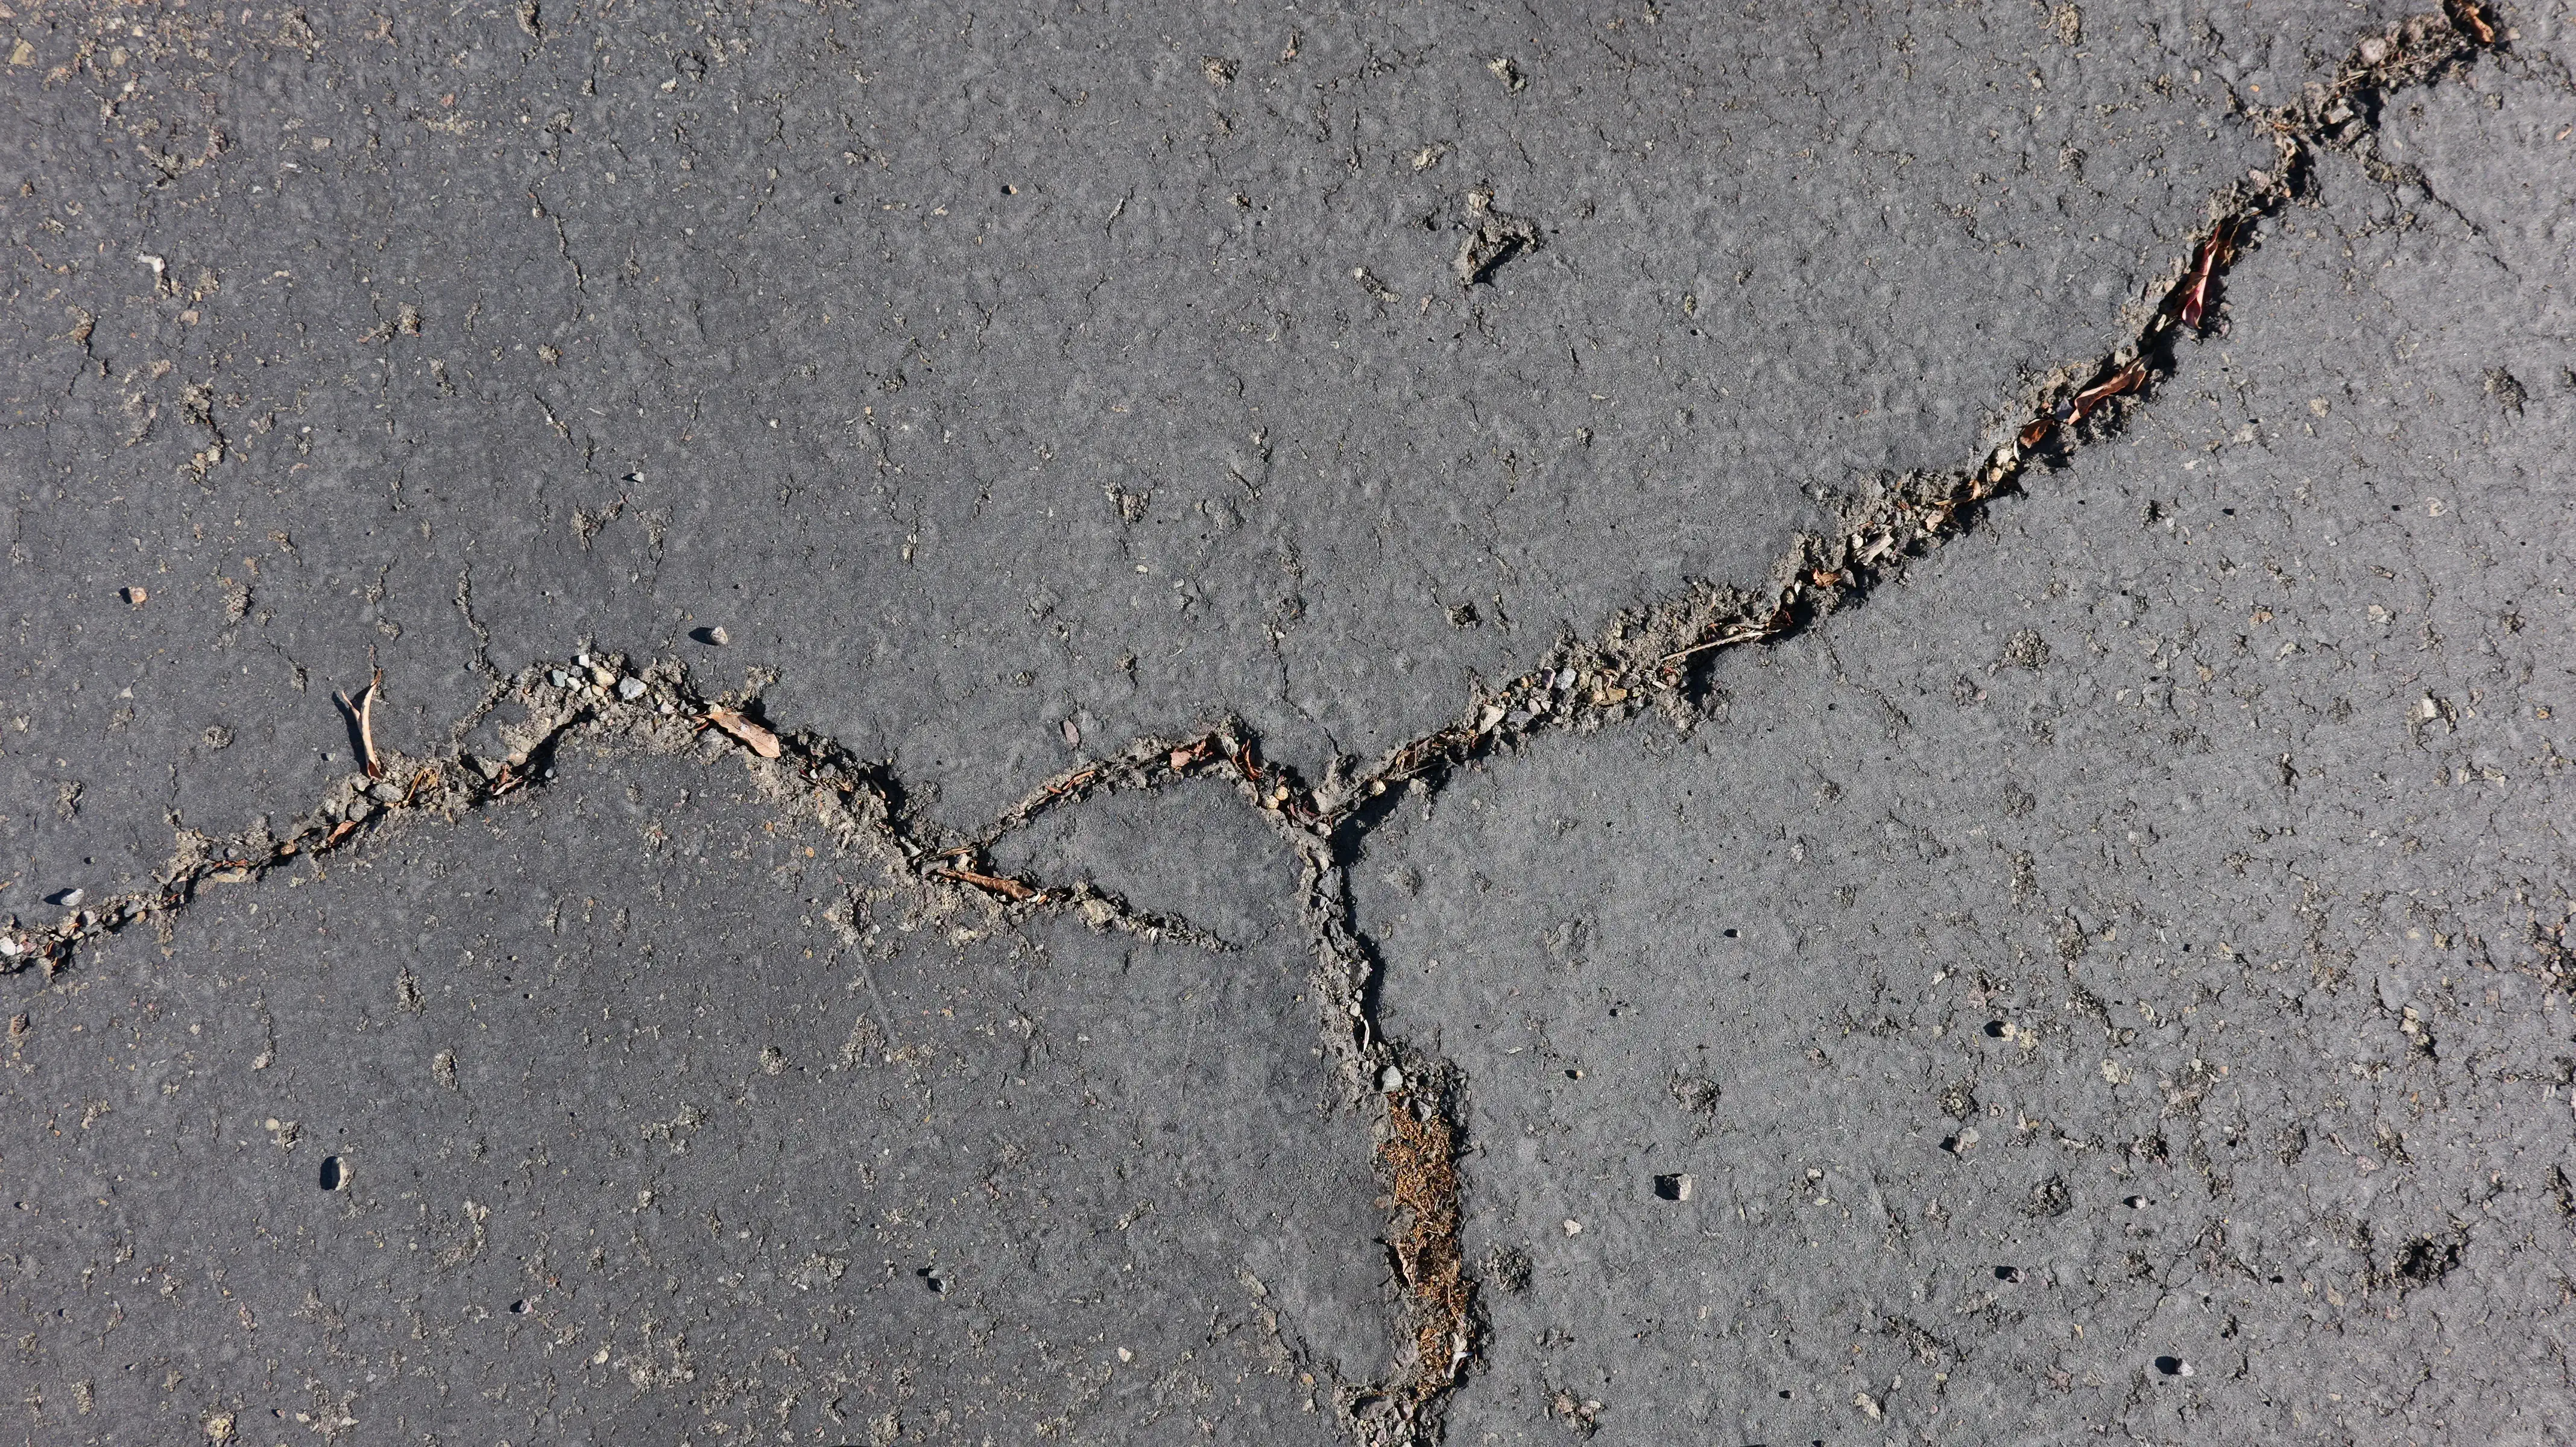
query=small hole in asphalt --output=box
[1983,1021,2008,1038]
[2154,1356,2190,1376]
[1995,1265,2025,1283]
[1722,927,1739,938]
[510,1299,529,1314]
[318,1155,344,1191]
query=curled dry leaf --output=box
[704,706,782,759]
[2179,221,2235,330]
[2071,361,2148,422]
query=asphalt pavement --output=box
[4,3,2571,1443]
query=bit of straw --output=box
[938,865,1039,901]
[704,706,782,759]
[337,669,386,780]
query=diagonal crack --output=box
[0,8,2507,1444]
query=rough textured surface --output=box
[4,749,1378,1442]
[2,0,2322,885]
[1356,52,2576,1445]
[4,2,2571,1444]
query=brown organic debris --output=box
[703,705,781,759]
[2178,219,2235,330]
[337,669,385,779]
[1377,1088,1474,1417]
[936,865,1039,902]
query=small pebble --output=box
[587,664,616,688]
[371,781,405,803]
[54,887,85,909]
[0,938,21,957]
[617,677,647,701]
[1380,1065,1405,1091]
[707,626,729,646]
[549,669,571,687]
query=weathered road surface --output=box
[4,3,2571,1443]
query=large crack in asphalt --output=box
[0,8,2511,1443]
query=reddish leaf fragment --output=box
[2071,361,2148,422]
[704,706,782,760]
[2018,418,2054,449]
[2179,221,2234,330]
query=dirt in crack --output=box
[1372,1085,1474,1434]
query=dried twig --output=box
[936,865,1038,901]
[337,669,385,779]
[704,706,782,759]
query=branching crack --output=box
[0,10,2505,1444]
